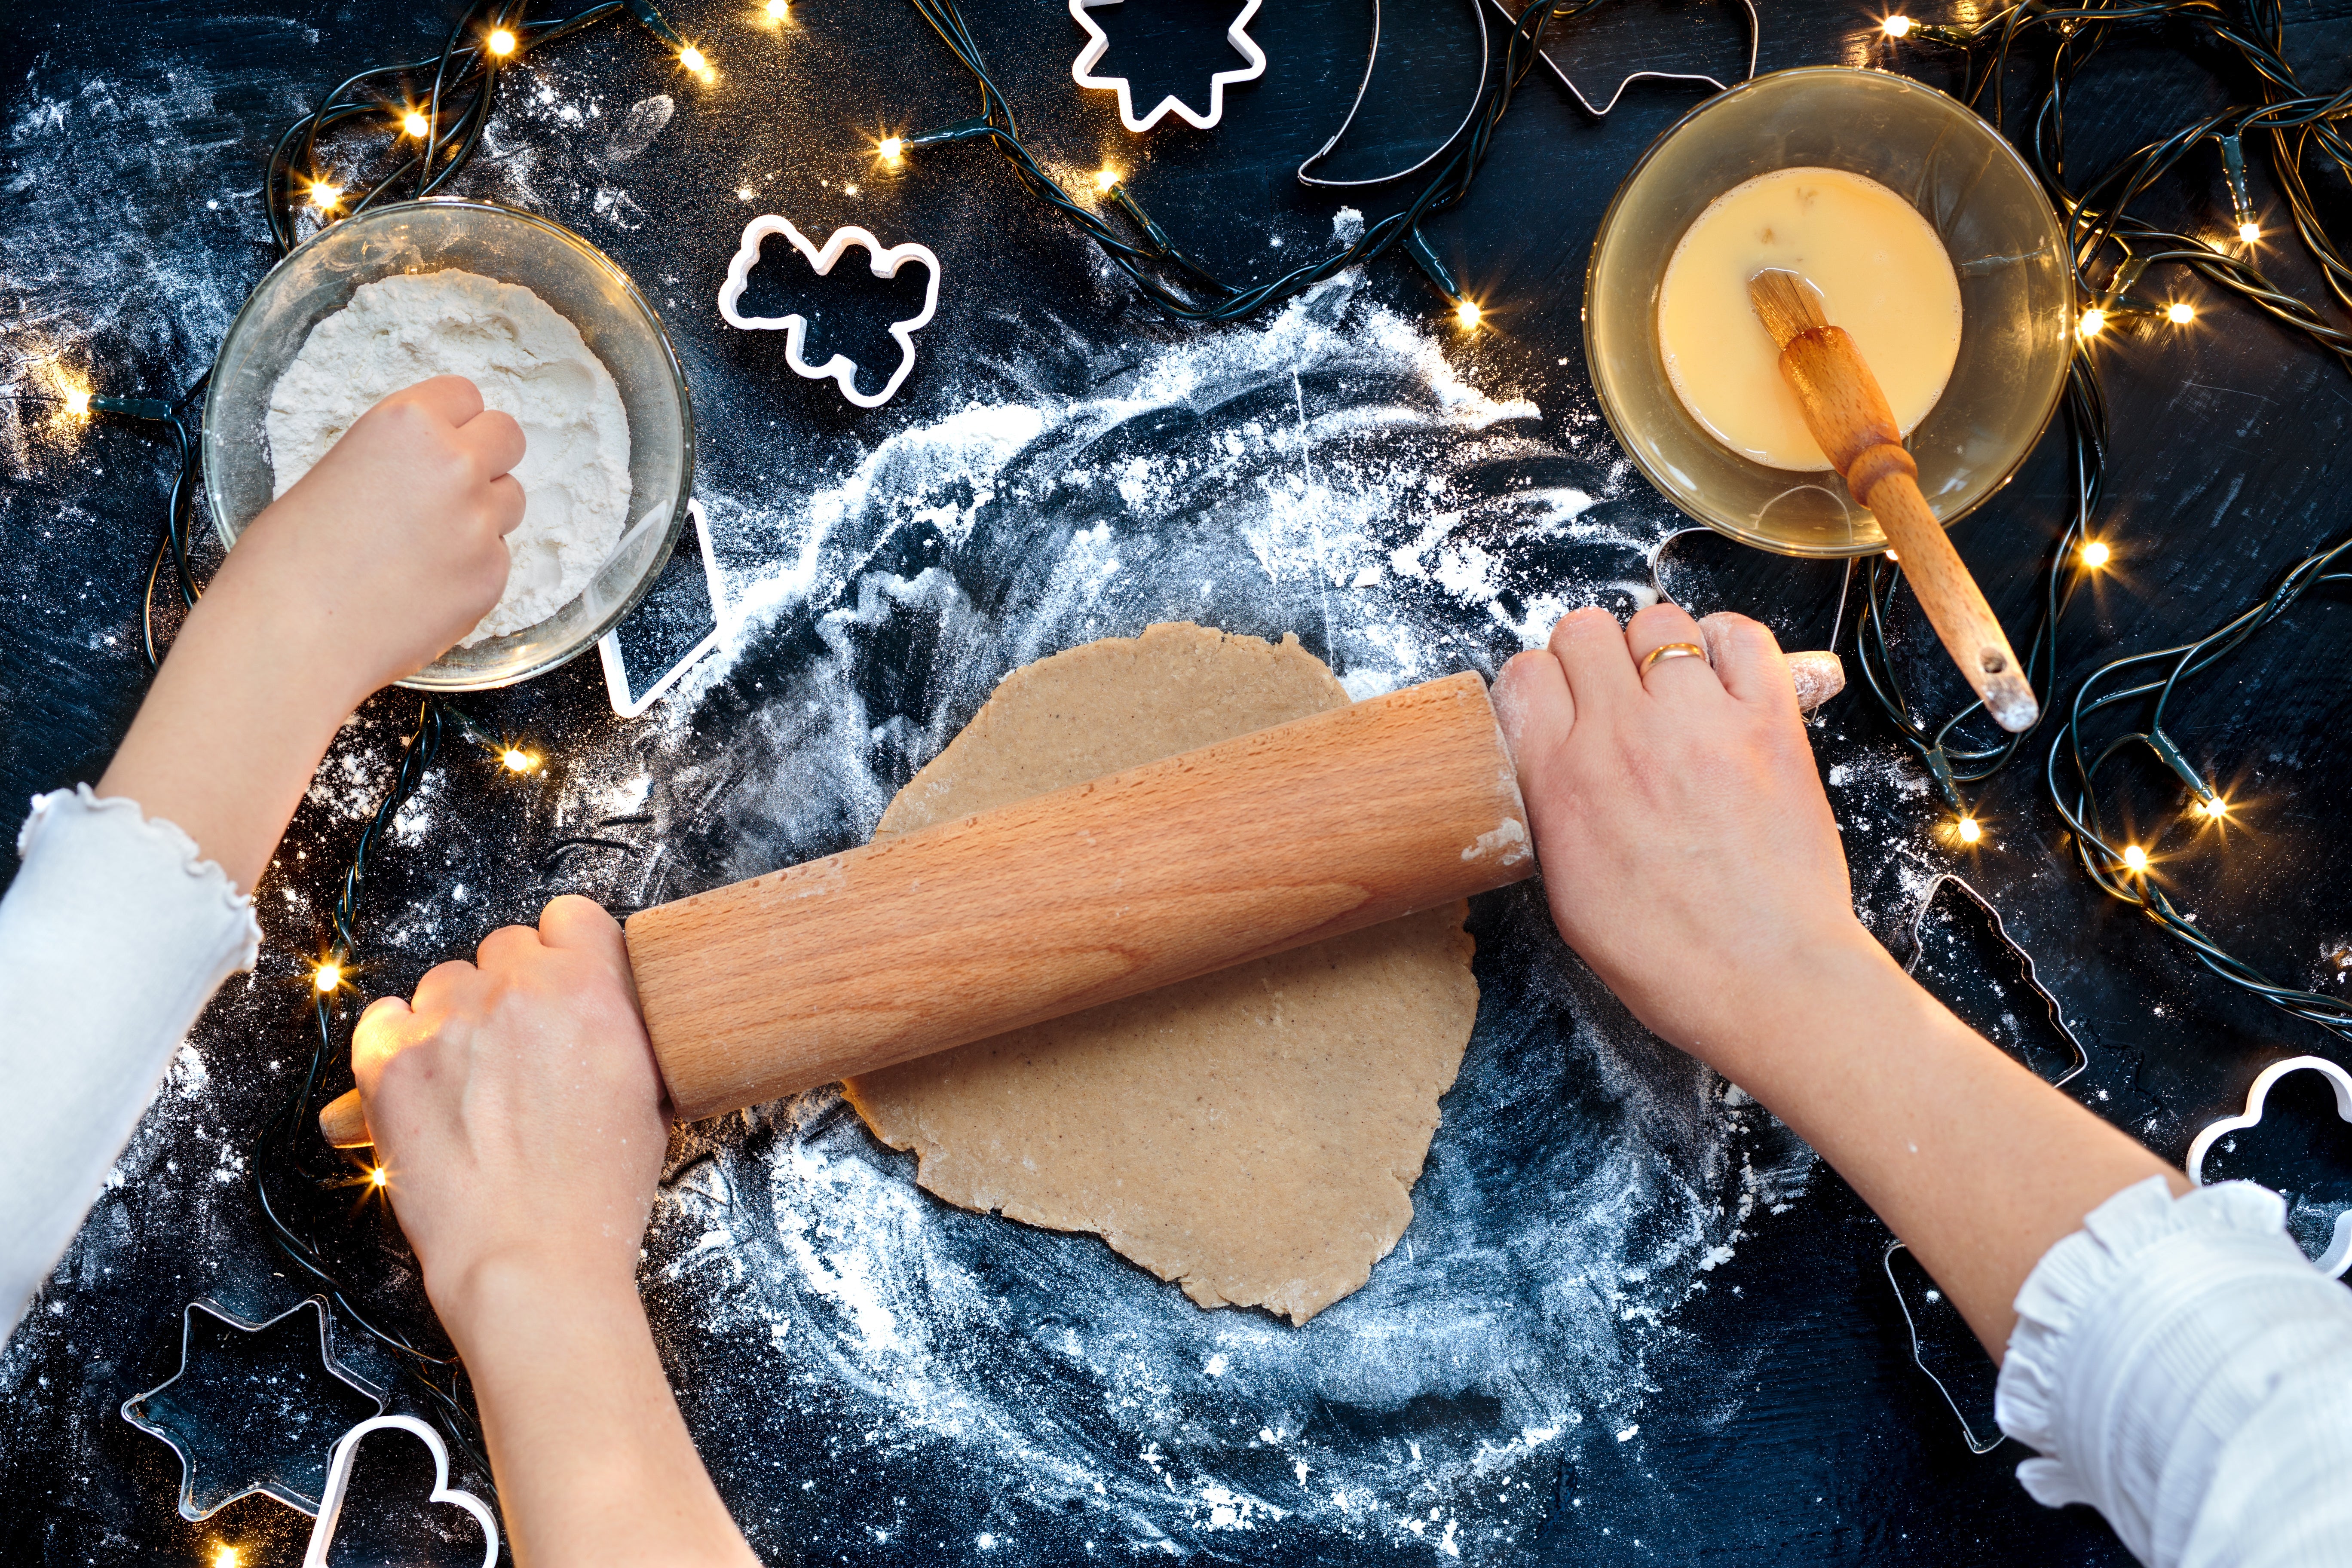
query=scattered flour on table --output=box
[266,268,632,643]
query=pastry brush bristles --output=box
[1748,268,1828,348]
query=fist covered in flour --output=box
[211,374,523,706]
[1494,604,1868,1073]
[352,896,666,1332]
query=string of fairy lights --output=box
[1854,0,2352,1046]
[24,0,2352,1534]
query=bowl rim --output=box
[201,196,697,691]
[1581,64,2070,560]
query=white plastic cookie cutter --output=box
[301,1415,499,1568]
[1071,0,1266,132]
[717,216,940,409]
[2186,1053,2352,1277]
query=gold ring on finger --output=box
[1640,641,1708,675]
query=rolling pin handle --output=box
[320,1088,373,1148]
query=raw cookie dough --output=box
[844,622,1479,1325]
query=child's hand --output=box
[207,374,524,708]
[353,896,665,1323]
[1492,604,1868,1071]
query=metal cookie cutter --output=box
[1483,0,1759,117]
[1298,0,1489,188]
[2187,1054,2352,1277]
[1886,873,2091,1455]
[718,217,941,410]
[121,1297,386,1519]
[302,1414,499,1568]
[1071,0,1266,132]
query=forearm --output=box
[96,576,366,894]
[444,1261,757,1568]
[1715,932,2179,1357]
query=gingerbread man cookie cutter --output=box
[301,1414,499,1568]
[1070,0,1266,132]
[718,217,940,409]
[2187,1054,2352,1277]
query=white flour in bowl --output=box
[266,268,633,644]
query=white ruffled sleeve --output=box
[1996,1173,2352,1568]
[0,786,261,1342]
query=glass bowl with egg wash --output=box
[1585,67,2070,557]
[204,199,694,689]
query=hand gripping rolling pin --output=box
[321,650,1844,1144]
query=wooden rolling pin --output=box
[319,650,1845,1145]
[1749,269,2038,734]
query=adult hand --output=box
[353,895,665,1320]
[1492,603,1867,1073]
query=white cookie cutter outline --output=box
[717,217,940,409]
[301,1414,499,1568]
[2186,1054,2352,1277]
[1070,0,1266,132]
[598,499,733,719]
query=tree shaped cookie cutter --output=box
[301,1414,499,1568]
[2187,1054,2352,1277]
[717,216,940,409]
[1070,0,1266,132]
[1885,873,2091,1455]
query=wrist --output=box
[432,1247,643,1357]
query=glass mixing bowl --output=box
[1585,67,2071,557]
[204,198,694,689]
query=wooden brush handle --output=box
[317,652,1853,1148]
[1779,327,2039,733]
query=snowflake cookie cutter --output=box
[717,217,940,409]
[1071,0,1266,132]
[121,1296,386,1519]
[2186,1054,2352,1277]
[1483,0,1758,118]
[301,1414,499,1568]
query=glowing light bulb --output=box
[1882,14,1914,36]
[1455,299,1482,329]
[62,386,91,417]
[401,110,430,137]
[1956,815,1981,844]
[313,961,343,993]
[1093,166,1120,193]
[878,135,904,164]
[501,747,536,773]
[2167,301,2195,324]
[2079,539,2111,568]
[487,28,517,56]
[369,1167,389,1188]
[680,45,707,70]
[2200,796,2229,819]
[736,185,754,200]
[2076,307,2107,338]
[214,1549,242,1568]
[2238,221,2261,244]
[2120,844,2148,873]
[307,180,343,210]
[767,0,790,14]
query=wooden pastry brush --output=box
[1749,268,2038,733]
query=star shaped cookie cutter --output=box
[301,1414,499,1568]
[717,217,940,409]
[120,1296,386,1519]
[2187,1053,2352,1277]
[1482,0,1758,117]
[1070,0,1267,132]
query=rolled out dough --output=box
[843,622,1479,1325]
